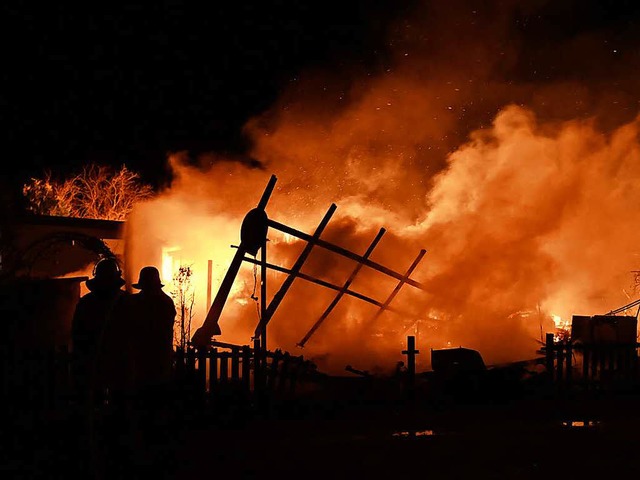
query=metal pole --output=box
[402,336,419,398]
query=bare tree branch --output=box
[23,164,154,220]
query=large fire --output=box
[123,2,640,374]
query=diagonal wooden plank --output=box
[243,254,438,336]
[242,255,413,314]
[191,175,277,346]
[254,204,336,338]
[297,228,386,348]
[268,219,428,291]
[367,249,427,328]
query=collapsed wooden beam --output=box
[192,171,431,349]
[296,227,386,348]
[254,204,336,339]
[241,255,408,314]
[268,219,428,291]
[244,255,436,341]
[191,174,277,347]
[368,248,427,327]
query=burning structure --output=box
[55,2,640,374]
[190,174,429,355]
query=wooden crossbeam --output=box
[296,228,386,348]
[268,219,428,291]
[254,204,336,338]
[241,255,412,315]
[368,249,427,326]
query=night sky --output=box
[3,1,640,199]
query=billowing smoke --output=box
[126,1,640,374]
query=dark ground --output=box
[174,394,640,479]
[4,385,640,480]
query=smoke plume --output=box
[126,1,640,373]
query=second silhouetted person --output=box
[128,266,176,394]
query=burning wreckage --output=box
[184,174,590,403]
[191,174,429,351]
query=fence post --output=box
[208,348,218,400]
[196,347,207,394]
[556,342,564,387]
[253,337,263,394]
[231,347,240,382]
[186,346,196,373]
[174,347,185,380]
[565,341,572,387]
[623,345,632,377]
[268,350,282,392]
[545,333,555,382]
[591,346,599,383]
[184,347,197,407]
[241,346,251,395]
[582,346,589,389]
[220,352,229,384]
[402,336,419,399]
[277,352,291,396]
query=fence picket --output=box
[543,337,639,390]
[2,337,639,418]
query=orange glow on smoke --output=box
[124,106,640,374]
[124,3,640,374]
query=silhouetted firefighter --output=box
[71,257,128,406]
[71,257,131,475]
[126,266,177,434]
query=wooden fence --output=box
[174,342,317,406]
[0,342,317,414]
[543,333,640,391]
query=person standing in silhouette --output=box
[71,257,129,405]
[71,257,131,475]
[127,266,176,432]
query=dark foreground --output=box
[4,388,640,479]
